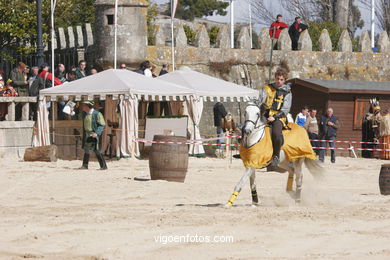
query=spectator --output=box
[28,66,39,89]
[75,60,87,79]
[378,109,390,159]
[304,108,320,155]
[0,78,18,120]
[10,62,29,96]
[55,64,67,82]
[159,64,170,76]
[213,102,227,156]
[1,79,18,97]
[67,71,77,82]
[319,108,340,163]
[38,63,62,86]
[361,113,375,158]
[295,106,309,127]
[269,14,288,40]
[136,60,151,75]
[119,63,127,69]
[288,17,309,50]
[90,68,98,75]
[144,64,153,77]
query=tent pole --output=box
[52,101,55,144]
[114,0,119,69]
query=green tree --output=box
[308,21,343,51]
[183,25,196,45]
[0,0,95,57]
[0,0,42,55]
[165,0,229,21]
[208,26,220,45]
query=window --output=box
[353,98,370,130]
[107,15,114,25]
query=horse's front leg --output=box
[293,158,304,203]
[249,168,259,205]
[226,167,253,207]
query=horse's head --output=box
[243,103,265,135]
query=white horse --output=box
[226,103,324,207]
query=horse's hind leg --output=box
[277,153,294,192]
[249,168,259,205]
[226,167,253,207]
[293,159,304,203]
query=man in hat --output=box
[79,100,108,170]
[10,62,29,96]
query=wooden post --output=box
[5,102,15,121]
[22,102,30,121]
[130,138,136,179]
[226,131,230,169]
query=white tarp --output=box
[186,96,205,156]
[39,69,195,100]
[118,95,139,158]
[158,67,259,101]
[32,100,50,147]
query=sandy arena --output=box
[0,156,389,259]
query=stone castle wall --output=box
[145,24,390,137]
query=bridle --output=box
[244,104,264,130]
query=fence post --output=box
[6,101,15,121]
[22,102,30,121]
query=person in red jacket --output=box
[269,14,288,39]
[38,63,62,86]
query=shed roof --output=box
[289,78,390,95]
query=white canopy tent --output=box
[37,69,196,158]
[159,67,259,156]
[158,67,258,101]
[39,69,194,101]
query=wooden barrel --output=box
[149,135,188,182]
[379,164,390,195]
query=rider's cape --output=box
[239,123,317,169]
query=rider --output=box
[258,68,292,167]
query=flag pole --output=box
[371,0,375,49]
[114,0,119,69]
[249,2,252,49]
[51,0,56,87]
[171,0,175,71]
[230,0,234,48]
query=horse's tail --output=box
[304,158,325,180]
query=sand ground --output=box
[0,156,389,260]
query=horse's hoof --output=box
[251,203,258,208]
[224,203,232,208]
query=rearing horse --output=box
[226,103,324,207]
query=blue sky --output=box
[152,0,375,35]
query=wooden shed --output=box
[287,78,390,156]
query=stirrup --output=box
[270,155,280,167]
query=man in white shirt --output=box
[295,106,308,127]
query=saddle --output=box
[240,123,317,169]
